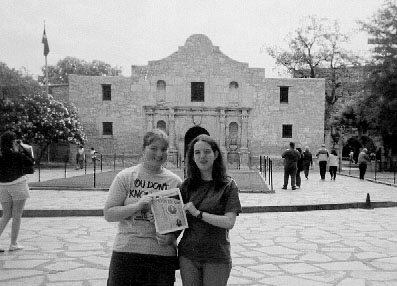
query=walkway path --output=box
[0,169,396,285]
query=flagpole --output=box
[45,54,49,96]
[44,21,49,96]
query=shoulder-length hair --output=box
[185,134,227,185]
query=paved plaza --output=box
[0,169,397,285]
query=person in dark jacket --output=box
[0,131,34,252]
[281,142,301,190]
[296,147,304,188]
[302,146,313,179]
[358,148,370,180]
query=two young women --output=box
[104,129,241,286]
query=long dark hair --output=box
[0,131,16,154]
[185,134,228,186]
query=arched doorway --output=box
[184,126,210,159]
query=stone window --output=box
[191,82,204,102]
[280,86,289,103]
[156,120,167,133]
[102,122,113,136]
[229,81,239,89]
[228,122,239,147]
[157,80,166,102]
[282,124,292,138]
[102,84,111,101]
[157,80,166,91]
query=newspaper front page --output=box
[150,188,188,234]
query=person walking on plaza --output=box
[358,148,370,180]
[281,142,301,190]
[104,129,182,286]
[302,146,313,179]
[316,143,329,180]
[178,134,242,286]
[328,149,339,180]
[90,147,97,164]
[75,146,85,170]
[296,147,304,188]
[0,131,34,252]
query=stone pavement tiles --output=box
[1,208,397,285]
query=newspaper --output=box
[149,188,188,234]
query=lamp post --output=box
[331,125,345,172]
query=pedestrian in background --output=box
[90,147,97,164]
[104,129,182,286]
[296,147,304,188]
[281,142,301,190]
[75,146,85,170]
[0,131,34,252]
[349,150,354,163]
[328,149,339,180]
[178,134,242,286]
[302,146,313,179]
[358,148,370,180]
[316,143,329,180]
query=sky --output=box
[1,0,386,79]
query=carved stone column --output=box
[168,108,176,149]
[167,107,178,166]
[219,109,227,157]
[239,109,250,170]
[145,108,154,131]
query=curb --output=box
[11,201,397,217]
[28,186,275,193]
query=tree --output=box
[1,62,87,162]
[0,62,42,100]
[266,16,360,128]
[39,56,122,84]
[359,0,397,155]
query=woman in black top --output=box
[179,134,242,286]
[0,131,34,252]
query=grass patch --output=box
[29,170,121,188]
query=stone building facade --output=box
[63,34,325,169]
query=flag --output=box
[42,28,50,56]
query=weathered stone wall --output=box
[250,78,325,155]
[67,34,325,163]
[69,75,146,155]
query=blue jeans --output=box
[107,251,177,286]
[179,256,231,286]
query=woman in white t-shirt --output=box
[104,129,182,286]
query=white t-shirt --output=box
[106,164,182,256]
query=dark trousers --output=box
[359,163,367,180]
[296,171,302,187]
[283,166,297,188]
[329,166,337,179]
[303,164,310,178]
[319,161,327,179]
[107,251,177,286]
[179,256,231,286]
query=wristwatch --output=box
[196,211,203,220]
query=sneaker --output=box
[9,244,24,251]
[0,248,4,252]
[292,187,296,190]
[282,187,287,190]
